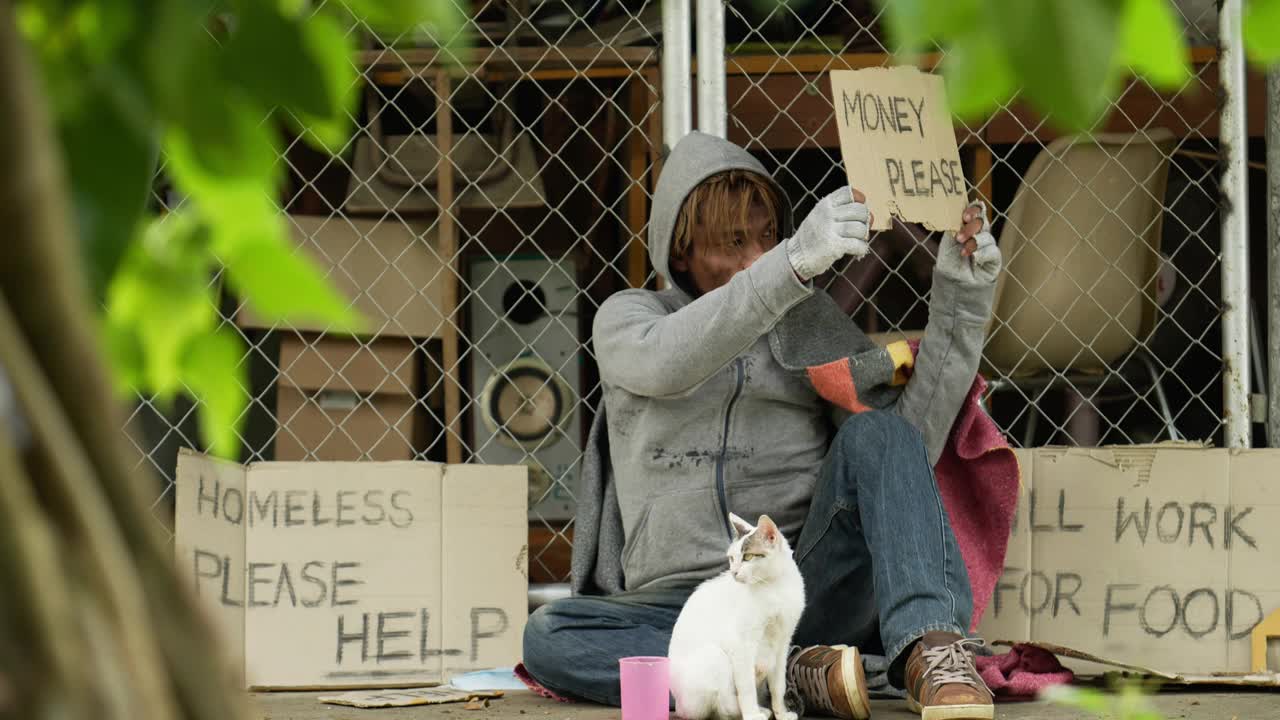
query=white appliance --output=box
[469,255,582,522]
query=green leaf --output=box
[106,213,218,396]
[151,20,284,198]
[17,1,98,113]
[61,84,159,300]
[218,219,363,332]
[102,313,146,395]
[162,98,281,217]
[1119,0,1191,88]
[289,14,360,153]
[225,2,339,120]
[342,0,464,32]
[992,0,1122,132]
[287,103,356,156]
[342,0,469,46]
[14,1,51,39]
[1245,0,1280,65]
[183,328,248,458]
[1115,685,1161,720]
[1042,685,1112,714]
[876,0,935,52]
[143,0,219,122]
[942,23,1016,121]
[876,0,982,53]
[72,0,136,63]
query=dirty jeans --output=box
[521,411,973,706]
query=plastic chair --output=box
[982,129,1180,445]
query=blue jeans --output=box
[522,411,972,706]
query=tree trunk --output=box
[0,5,248,719]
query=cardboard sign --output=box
[976,446,1280,680]
[175,449,528,689]
[829,66,966,232]
[318,687,504,708]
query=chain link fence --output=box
[725,0,1235,452]
[127,0,1252,586]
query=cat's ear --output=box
[757,515,779,543]
[729,513,755,538]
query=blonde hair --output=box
[672,170,780,259]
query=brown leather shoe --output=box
[903,632,993,720]
[785,645,870,720]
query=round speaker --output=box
[479,357,574,450]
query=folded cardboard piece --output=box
[174,449,528,690]
[274,334,425,461]
[234,215,448,339]
[318,687,504,708]
[976,446,1280,686]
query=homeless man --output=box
[523,131,1003,720]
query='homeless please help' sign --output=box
[175,449,528,689]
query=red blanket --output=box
[974,644,1074,700]
[806,342,1020,631]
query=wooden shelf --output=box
[363,44,1218,83]
[723,45,1218,75]
[360,45,657,84]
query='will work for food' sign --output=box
[829,66,967,233]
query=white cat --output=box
[668,513,805,720]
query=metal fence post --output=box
[695,0,726,138]
[1268,66,1280,448]
[1220,0,1252,448]
[662,0,692,152]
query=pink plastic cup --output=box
[619,656,670,720]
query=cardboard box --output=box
[275,335,422,461]
[975,444,1280,682]
[235,216,448,339]
[174,449,529,689]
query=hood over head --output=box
[648,132,795,293]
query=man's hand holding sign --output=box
[829,66,994,265]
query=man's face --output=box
[671,199,777,295]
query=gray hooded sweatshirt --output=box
[591,131,995,592]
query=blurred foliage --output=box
[16,0,467,457]
[1043,680,1169,720]
[874,0,1280,132]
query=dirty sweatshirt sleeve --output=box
[892,264,996,466]
[594,242,813,398]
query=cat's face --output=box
[726,513,788,584]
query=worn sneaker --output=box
[785,645,870,720]
[903,632,994,720]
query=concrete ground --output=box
[253,688,1280,720]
